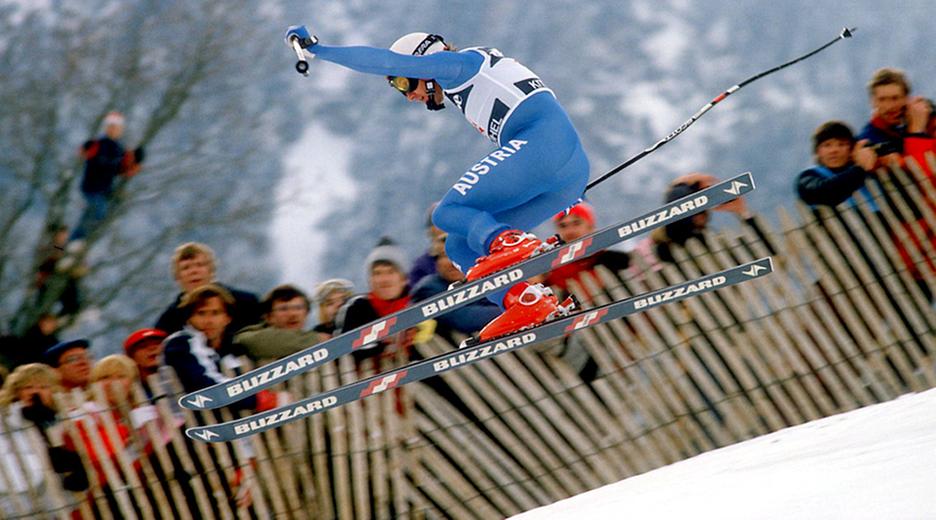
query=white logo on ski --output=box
[187,395,213,408]
[559,242,586,264]
[362,321,390,344]
[724,180,748,196]
[572,311,601,330]
[743,264,767,277]
[194,430,219,441]
[370,374,403,394]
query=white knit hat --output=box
[102,110,125,128]
[364,237,409,276]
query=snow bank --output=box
[513,389,936,519]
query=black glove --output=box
[134,146,145,164]
[21,395,57,429]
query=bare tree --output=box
[0,1,290,351]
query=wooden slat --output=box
[323,358,353,520]
[777,208,899,401]
[159,373,237,520]
[145,374,219,519]
[738,223,873,410]
[415,339,571,500]
[413,387,538,512]
[796,202,923,392]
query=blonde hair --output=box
[0,363,61,407]
[867,67,911,97]
[171,242,217,278]
[90,355,139,383]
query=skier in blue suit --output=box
[286,26,589,340]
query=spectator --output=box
[409,203,448,287]
[3,313,60,369]
[154,242,261,337]
[629,173,764,275]
[0,363,89,511]
[857,69,936,286]
[312,278,355,339]
[858,68,935,173]
[162,284,275,412]
[412,233,501,339]
[234,284,321,361]
[542,202,632,293]
[34,223,83,317]
[45,339,93,391]
[336,237,413,364]
[68,111,145,245]
[123,328,168,392]
[796,121,879,209]
[89,354,196,518]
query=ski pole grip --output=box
[290,37,310,76]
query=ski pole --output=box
[290,36,311,76]
[585,26,856,193]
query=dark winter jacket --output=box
[335,290,411,363]
[162,325,257,412]
[796,163,875,209]
[408,252,438,288]
[79,137,142,194]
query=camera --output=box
[867,140,903,156]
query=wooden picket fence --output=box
[1,156,934,519]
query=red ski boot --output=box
[477,282,575,342]
[466,230,552,282]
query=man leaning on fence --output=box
[162,284,277,413]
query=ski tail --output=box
[186,257,773,442]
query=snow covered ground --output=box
[513,389,936,520]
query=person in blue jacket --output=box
[285,25,587,340]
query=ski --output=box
[179,172,756,411]
[186,257,772,442]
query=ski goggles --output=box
[387,75,419,95]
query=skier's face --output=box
[816,138,853,169]
[405,80,444,107]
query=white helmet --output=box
[390,32,447,56]
[387,32,448,110]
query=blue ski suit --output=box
[312,43,590,304]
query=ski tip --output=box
[736,171,755,191]
[179,392,217,411]
[186,426,224,443]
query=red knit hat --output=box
[553,202,595,226]
[123,328,167,354]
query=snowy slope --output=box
[513,389,936,520]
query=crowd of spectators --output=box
[0,66,933,517]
